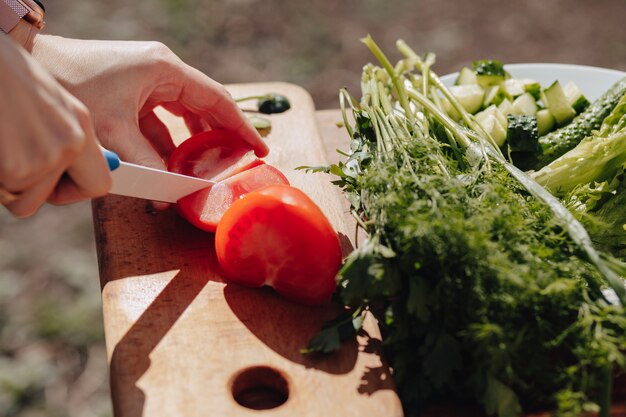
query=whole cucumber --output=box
[533,77,626,169]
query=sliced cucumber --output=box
[512,93,538,116]
[563,81,590,113]
[450,84,484,114]
[536,109,555,136]
[542,81,576,126]
[522,79,542,101]
[498,98,514,116]
[455,67,478,85]
[473,60,507,88]
[501,78,542,101]
[482,85,509,108]
[501,79,526,97]
[441,96,462,121]
[478,114,507,147]
[476,104,507,129]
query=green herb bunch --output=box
[308,37,626,417]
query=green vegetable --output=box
[507,114,539,153]
[235,93,292,114]
[247,115,272,137]
[542,80,577,126]
[473,59,508,87]
[536,93,626,260]
[258,93,291,114]
[531,131,626,196]
[306,36,626,417]
[455,66,477,85]
[534,77,626,169]
[536,108,555,136]
[564,81,591,113]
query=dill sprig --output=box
[306,36,626,417]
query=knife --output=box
[102,149,215,203]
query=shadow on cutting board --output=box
[224,283,358,374]
[107,269,210,416]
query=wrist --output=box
[0,0,45,52]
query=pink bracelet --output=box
[0,0,44,34]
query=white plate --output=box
[441,63,626,101]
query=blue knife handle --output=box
[102,149,121,171]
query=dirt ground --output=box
[0,1,624,416]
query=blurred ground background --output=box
[1,1,624,416]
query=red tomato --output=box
[215,185,342,305]
[168,129,289,232]
[176,164,289,232]
[168,129,260,181]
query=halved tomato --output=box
[176,164,289,232]
[215,185,342,305]
[168,129,289,232]
[168,129,260,181]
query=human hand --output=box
[0,35,111,217]
[31,36,269,204]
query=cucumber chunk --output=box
[455,67,478,85]
[478,114,507,147]
[522,79,542,101]
[483,85,509,108]
[473,59,507,87]
[501,79,526,97]
[441,96,462,121]
[542,81,576,126]
[512,93,538,115]
[498,98,514,116]
[476,105,507,130]
[536,109,555,136]
[450,84,484,114]
[507,114,539,152]
[563,81,590,113]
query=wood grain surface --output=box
[92,83,403,417]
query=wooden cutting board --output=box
[92,82,403,417]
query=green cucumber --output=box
[563,81,590,113]
[478,114,507,147]
[450,84,484,114]
[543,81,576,126]
[498,98,514,116]
[482,85,509,108]
[501,78,541,100]
[507,114,539,153]
[533,77,626,169]
[473,59,507,88]
[536,109,555,136]
[512,93,538,115]
[455,67,478,85]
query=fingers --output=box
[139,110,176,160]
[61,112,112,201]
[149,61,269,157]
[4,168,63,217]
[1,93,111,216]
[178,69,270,157]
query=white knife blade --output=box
[103,150,215,203]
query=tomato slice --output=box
[175,164,289,232]
[215,185,342,305]
[168,129,289,232]
[168,129,260,181]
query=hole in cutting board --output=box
[230,366,289,410]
